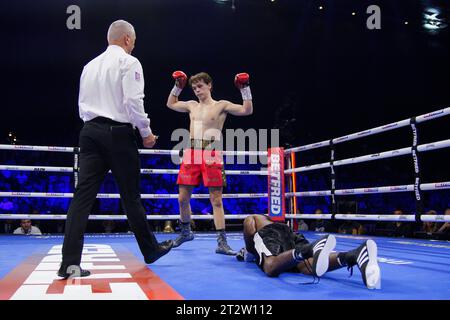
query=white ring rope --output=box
[0,144,268,157]
[415,108,450,123]
[285,139,450,174]
[138,149,268,156]
[290,214,333,220]
[286,190,332,197]
[332,119,412,145]
[285,107,450,154]
[0,214,253,221]
[290,214,450,222]
[141,168,268,176]
[0,165,268,176]
[332,214,418,222]
[285,181,450,198]
[0,165,74,173]
[0,213,448,222]
[420,182,450,191]
[138,149,178,155]
[0,192,268,199]
[416,139,450,152]
[334,214,450,222]
[0,145,75,153]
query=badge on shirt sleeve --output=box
[135,71,141,81]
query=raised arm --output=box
[224,73,253,116]
[166,70,192,113]
[224,100,253,116]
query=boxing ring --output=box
[0,107,449,300]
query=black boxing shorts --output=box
[249,223,309,269]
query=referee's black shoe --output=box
[57,265,91,279]
[145,240,174,264]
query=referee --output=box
[58,20,173,279]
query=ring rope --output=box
[285,181,450,197]
[0,165,268,176]
[284,139,450,174]
[138,149,268,156]
[0,214,448,222]
[0,214,253,220]
[0,192,268,199]
[0,145,74,153]
[285,107,450,154]
[0,144,268,157]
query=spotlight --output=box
[214,0,236,11]
[404,21,409,25]
[352,12,356,16]
[423,8,448,33]
[319,6,324,10]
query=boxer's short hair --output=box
[189,72,213,87]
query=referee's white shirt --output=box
[78,45,152,138]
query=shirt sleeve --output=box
[122,59,152,138]
[78,66,87,121]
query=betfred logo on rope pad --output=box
[268,148,285,222]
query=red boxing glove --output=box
[235,73,252,100]
[234,73,250,89]
[172,70,188,89]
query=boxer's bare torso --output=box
[167,75,253,141]
[185,99,229,140]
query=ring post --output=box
[290,152,298,231]
[73,147,80,189]
[330,139,337,220]
[410,117,423,223]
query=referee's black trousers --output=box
[61,117,159,267]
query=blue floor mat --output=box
[0,232,449,300]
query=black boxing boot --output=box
[294,235,336,277]
[173,221,194,248]
[338,240,381,289]
[216,230,237,255]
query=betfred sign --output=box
[268,148,285,222]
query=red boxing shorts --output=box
[177,148,226,187]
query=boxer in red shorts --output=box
[177,146,225,188]
[167,71,253,255]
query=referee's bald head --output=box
[107,20,136,54]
